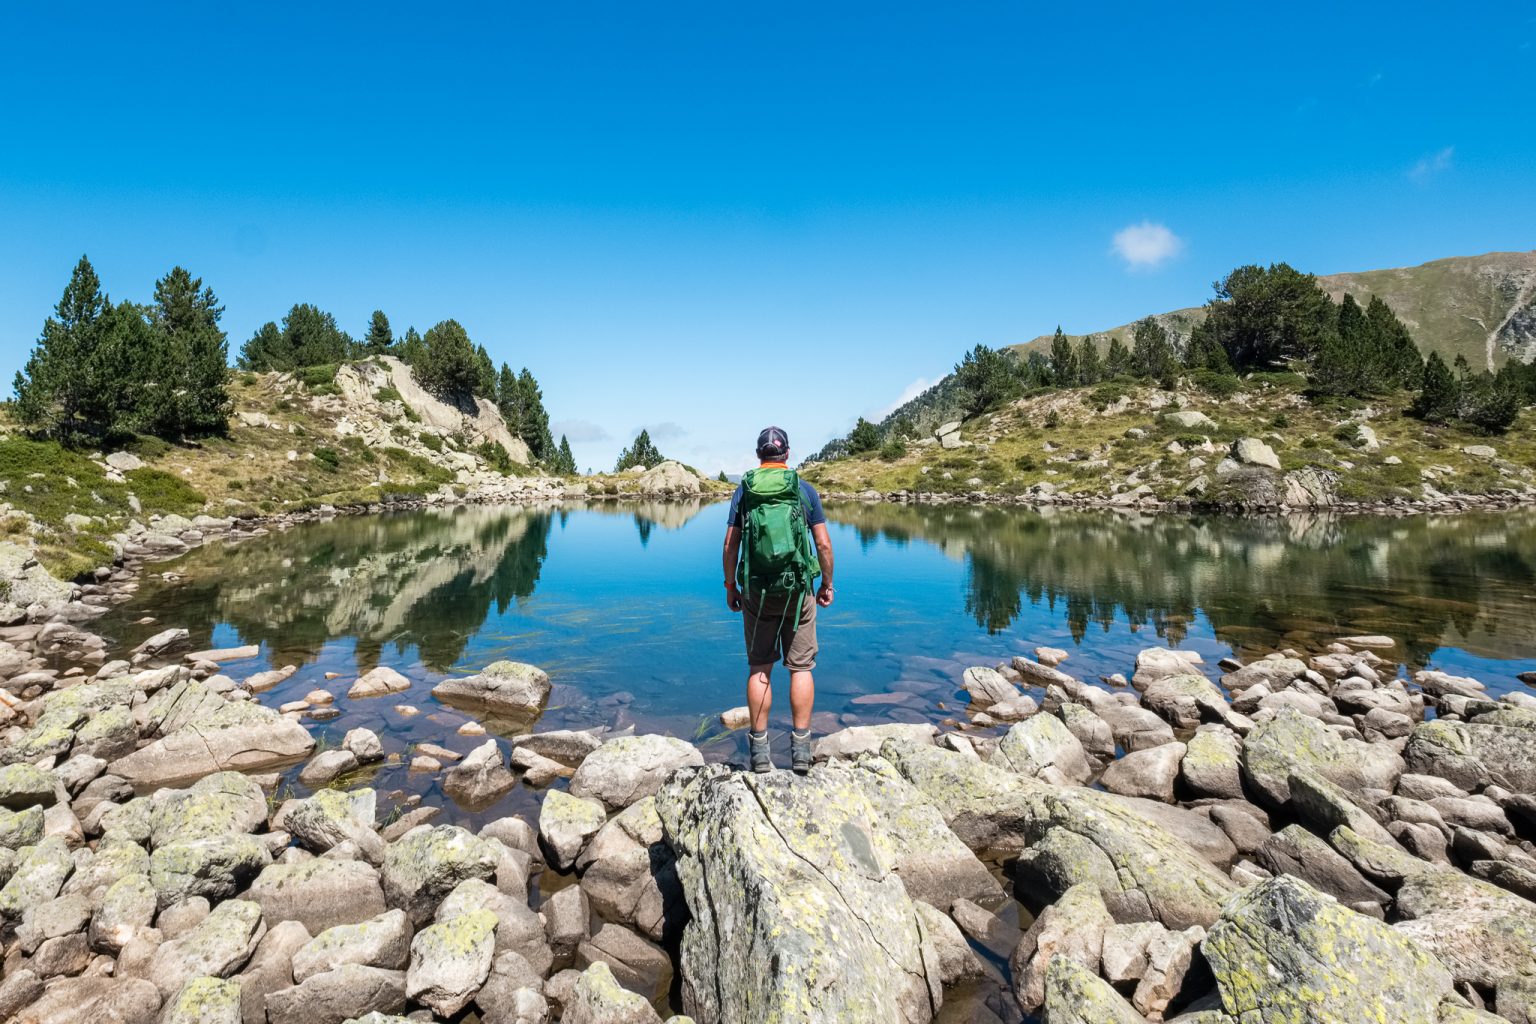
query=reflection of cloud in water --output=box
[827,503,1536,665]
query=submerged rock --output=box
[656,764,943,1023]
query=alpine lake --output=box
[91,498,1536,833]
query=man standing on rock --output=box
[722,426,835,774]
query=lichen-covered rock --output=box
[0,835,73,919]
[405,908,497,1016]
[656,764,943,1023]
[247,859,388,935]
[91,872,157,952]
[1203,874,1469,1024]
[961,665,1017,707]
[1043,955,1149,1024]
[0,804,45,849]
[164,976,243,1024]
[265,964,407,1024]
[913,902,981,985]
[443,738,519,810]
[381,825,500,926]
[577,797,682,941]
[233,920,311,1024]
[1100,742,1185,803]
[563,960,662,1024]
[1329,825,1536,989]
[1240,708,1402,807]
[0,762,59,810]
[108,703,315,785]
[989,714,1092,784]
[149,772,268,848]
[6,976,162,1024]
[1141,672,1249,732]
[431,660,550,719]
[150,834,271,907]
[570,735,704,811]
[878,739,1043,854]
[285,787,385,864]
[1404,717,1536,795]
[1010,881,1113,1011]
[147,899,266,999]
[72,703,138,761]
[540,790,609,871]
[435,877,552,977]
[810,723,938,761]
[293,909,413,982]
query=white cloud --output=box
[1408,146,1454,184]
[550,419,610,443]
[631,421,687,442]
[869,377,938,421]
[1111,221,1185,270]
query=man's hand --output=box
[726,585,743,613]
[816,582,834,607]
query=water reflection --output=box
[828,504,1536,667]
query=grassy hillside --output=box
[0,361,535,578]
[800,375,1536,507]
[1011,251,1536,371]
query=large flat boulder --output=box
[656,764,944,1023]
[109,703,314,786]
[569,735,703,811]
[1239,708,1402,807]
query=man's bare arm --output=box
[811,522,834,605]
[723,526,742,611]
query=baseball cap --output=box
[755,426,789,460]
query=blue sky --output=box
[2,3,1533,474]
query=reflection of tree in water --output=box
[110,506,553,672]
[832,504,1536,664]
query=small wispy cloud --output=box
[1365,71,1383,87]
[870,377,938,421]
[1112,221,1185,271]
[1408,146,1454,184]
[631,421,687,442]
[550,419,610,443]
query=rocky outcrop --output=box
[656,764,944,1023]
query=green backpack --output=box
[737,467,820,597]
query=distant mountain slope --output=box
[1011,251,1536,371]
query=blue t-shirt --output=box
[726,477,826,529]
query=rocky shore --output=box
[4,572,1536,1024]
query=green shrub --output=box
[125,468,207,516]
[1189,369,1240,398]
[879,437,907,461]
[1089,382,1130,410]
[123,434,174,460]
[477,441,514,474]
[312,448,341,471]
[1270,413,1290,428]
[374,386,403,404]
[299,364,340,391]
[227,480,244,491]
[1246,371,1308,390]
[418,433,444,453]
[1014,454,1037,472]
[1044,410,1062,429]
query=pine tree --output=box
[237,304,351,370]
[495,363,522,433]
[1200,263,1338,371]
[1049,327,1078,387]
[555,435,577,474]
[1132,318,1178,385]
[363,310,393,354]
[717,470,729,483]
[615,429,665,471]
[1365,296,1421,388]
[145,266,230,437]
[1184,320,1233,374]
[398,326,426,365]
[1104,336,1132,378]
[1310,293,1370,396]
[1078,335,1103,385]
[515,369,554,462]
[953,344,1019,415]
[473,345,496,398]
[413,319,482,400]
[1458,369,1522,432]
[847,417,881,454]
[1411,352,1459,423]
[13,256,113,439]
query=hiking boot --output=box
[749,731,773,773]
[791,730,812,775]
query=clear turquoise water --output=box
[93,500,1536,820]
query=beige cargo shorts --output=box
[741,589,818,671]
